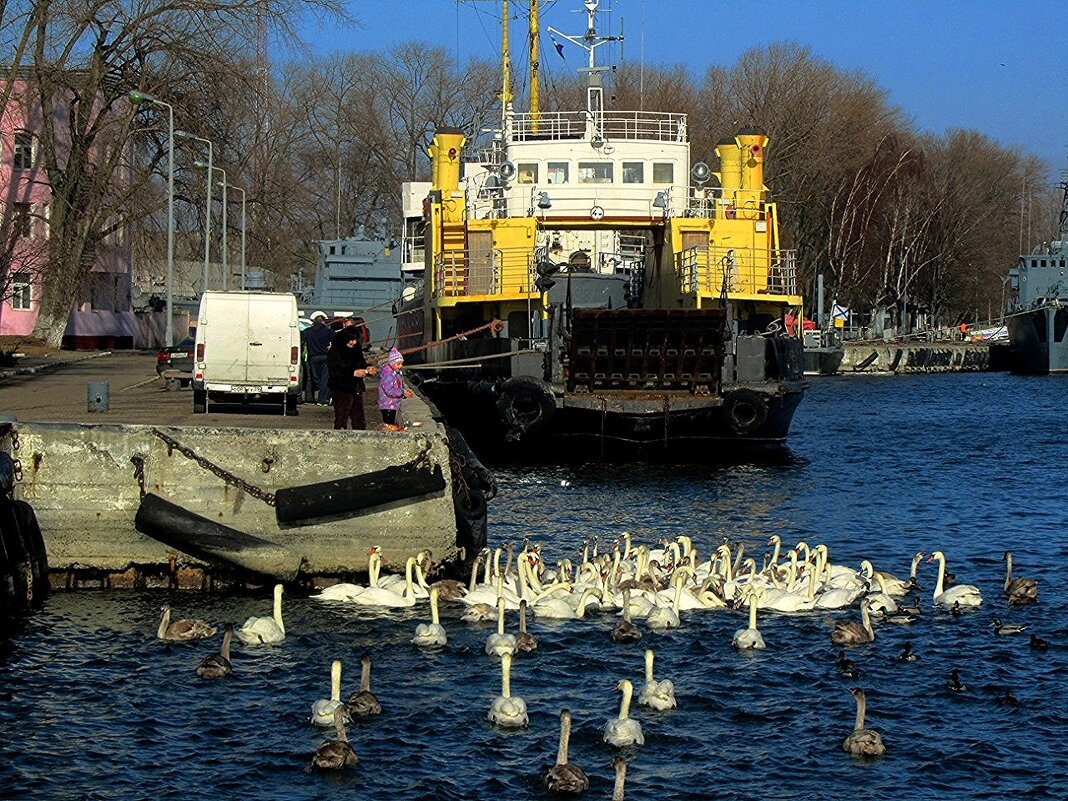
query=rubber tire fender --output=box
[723,388,769,436]
[496,376,556,437]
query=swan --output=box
[543,709,589,793]
[1003,551,1038,605]
[349,555,417,608]
[412,586,447,646]
[347,652,382,716]
[196,624,233,678]
[533,586,601,621]
[611,589,642,643]
[927,551,982,608]
[488,652,528,728]
[876,551,925,597]
[314,548,380,601]
[762,562,818,613]
[831,603,874,646]
[515,599,537,652]
[611,757,627,801]
[308,706,357,771]
[603,678,644,747]
[311,660,346,727]
[646,580,682,630]
[236,583,285,645]
[637,649,676,711]
[157,604,216,641]
[732,592,766,650]
[377,549,429,598]
[417,552,468,601]
[862,573,899,616]
[485,597,518,658]
[841,688,885,757]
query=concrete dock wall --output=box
[842,342,991,373]
[2,422,457,587]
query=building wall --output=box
[0,79,133,344]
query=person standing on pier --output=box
[328,327,374,430]
[305,312,335,406]
[378,347,413,429]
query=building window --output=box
[578,162,613,184]
[547,162,569,184]
[13,130,34,170]
[12,202,32,238]
[517,163,538,184]
[10,272,32,310]
[652,162,674,184]
[622,162,644,184]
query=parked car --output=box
[156,336,195,386]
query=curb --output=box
[0,350,113,380]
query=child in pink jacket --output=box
[378,347,412,427]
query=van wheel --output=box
[193,390,207,413]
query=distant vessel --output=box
[398,0,805,459]
[1006,174,1068,374]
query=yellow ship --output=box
[399,0,804,459]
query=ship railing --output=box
[434,247,535,298]
[510,110,687,143]
[677,246,797,296]
[466,184,681,221]
[686,187,769,220]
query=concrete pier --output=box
[0,353,461,590]
[841,341,992,374]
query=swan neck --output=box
[612,760,627,801]
[556,713,571,765]
[501,654,511,698]
[330,660,342,701]
[645,649,654,683]
[519,602,528,633]
[469,555,481,592]
[220,626,232,660]
[672,580,683,613]
[157,607,169,639]
[273,585,285,634]
[430,589,440,625]
[749,595,758,629]
[933,553,945,598]
[335,710,349,743]
[404,558,414,599]
[862,604,873,636]
[619,681,633,719]
[497,599,506,635]
[1004,552,1013,590]
[360,658,371,692]
[854,691,866,731]
[483,551,492,585]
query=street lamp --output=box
[221,182,247,290]
[193,161,227,289]
[130,90,175,345]
[176,131,212,294]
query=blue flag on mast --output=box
[550,34,566,60]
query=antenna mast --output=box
[529,0,540,130]
[547,0,621,119]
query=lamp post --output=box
[194,161,227,289]
[222,182,247,290]
[176,131,212,294]
[129,90,175,345]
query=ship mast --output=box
[499,0,514,126]
[547,0,621,124]
[529,0,540,131]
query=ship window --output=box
[517,162,538,184]
[578,162,613,184]
[547,162,569,184]
[622,162,644,184]
[653,162,674,184]
[1041,260,1047,268]
[329,245,336,255]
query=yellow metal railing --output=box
[678,246,797,297]
[434,247,535,299]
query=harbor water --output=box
[2,373,1067,800]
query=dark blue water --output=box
[2,373,1067,800]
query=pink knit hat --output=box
[386,347,404,365]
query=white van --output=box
[192,291,302,414]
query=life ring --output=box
[496,376,556,441]
[723,389,769,436]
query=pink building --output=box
[0,78,134,348]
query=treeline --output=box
[1,1,1057,344]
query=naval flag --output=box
[831,303,849,328]
[550,34,566,60]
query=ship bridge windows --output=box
[578,162,614,184]
[547,162,569,184]
[622,162,645,184]
[518,163,538,184]
[653,162,674,184]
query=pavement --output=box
[0,351,392,430]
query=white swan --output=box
[927,551,982,608]
[604,678,644,747]
[637,649,676,711]
[645,580,682,630]
[485,597,517,658]
[349,555,417,608]
[732,592,766,650]
[862,573,899,616]
[237,583,285,645]
[310,660,346,727]
[412,586,447,646]
[487,652,527,728]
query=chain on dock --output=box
[150,428,277,506]
[0,422,24,483]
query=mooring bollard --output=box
[87,381,110,412]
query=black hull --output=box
[1006,308,1068,374]
[803,347,844,376]
[422,382,804,463]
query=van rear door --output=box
[245,294,296,386]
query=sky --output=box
[294,0,1068,184]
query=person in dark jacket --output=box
[305,312,335,405]
[327,327,374,429]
